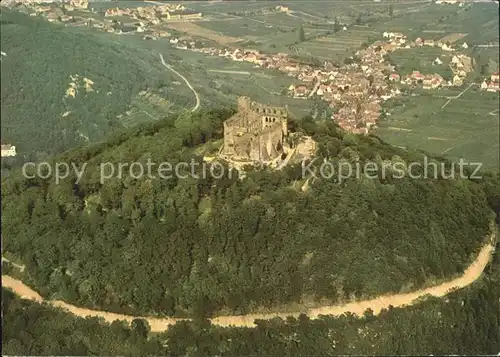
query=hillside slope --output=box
[0,9,182,157]
[2,108,499,318]
[3,249,499,355]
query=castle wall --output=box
[231,132,260,161]
[261,116,287,136]
[258,123,284,162]
[222,97,289,162]
[222,126,234,156]
[238,96,251,111]
[251,102,288,118]
[226,111,262,133]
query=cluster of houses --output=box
[383,32,470,52]
[16,0,88,22]
[449,54,474,84]
[1,144,17,158]
[325,42,401,133]
[176,39,394,134]
[227,4,290,16]
[376,32,475,88]
[435,0,465,4]
[393,53,474,89]
[480,72,500,92]
[19,2,200,33]
[17,1,497,134]
[104,4,202,24]
[396,71,446,88]
[414,36,466,51]
[177,29,481,134]
[184,27,499,133]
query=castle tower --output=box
[282,104,289,137]
[237,96,251,111]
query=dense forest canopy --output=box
[1,288,162,356]
[162,245,500,356]
[3,239,499,355]
[0,9,166,158]
[2,106,499,319]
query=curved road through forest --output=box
[159,53,200,112]
[2,230,496,332]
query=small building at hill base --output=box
[1,144,17,157]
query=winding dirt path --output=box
[2,232,496,332]
[158,53,200,112]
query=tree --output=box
[131,318,150,339]
[389,5,394,17]
[298,26,305,42]
[344,57,354,65]
[480,64,489,75]
[334,17,341,32]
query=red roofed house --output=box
[389,73,400,81]
[431,77,442,89]
[1,144,16,157]
[294,84,308,97]
[491,72,500,82]
[487,81,499,92]
[411,71,425,81]
[422,77,433,89]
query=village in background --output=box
[1,0,498,166]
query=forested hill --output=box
[5,240,499,355]
[2,107,499,319]
[0,9,167,158]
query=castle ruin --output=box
[220,96,288,163]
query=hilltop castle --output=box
[221,97,289,163]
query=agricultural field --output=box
[188,0,433,58]
[0,8,197,157]
[118,82,195,128]
[11,0,495,161]
[425,4,500,45]
[294,26,380,61]
[438,33,468,44]
[91,28,314,118]
[195,0,432,22]
[388,47,455,79]
[164,21,241,45]
[468,46,500,74]
[190,1,275,14]
[372,4,456,37]
[375,3,499,45]
[85,0,497,153]
[197,18,284,39]
[375,89,499,167]
[90,1,154,11]
[166,48,313,118]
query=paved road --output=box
[308,79,321,98]
[441,82,475,109]
[159,53,200,112]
